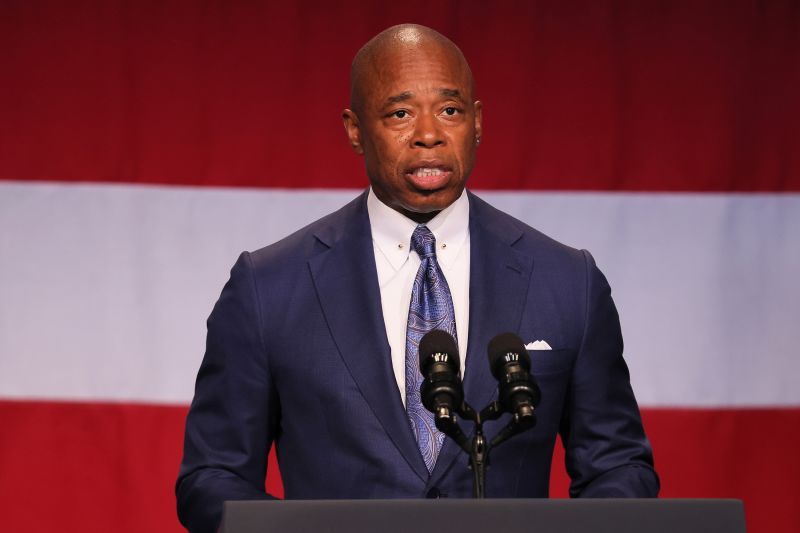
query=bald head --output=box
[350,24,475,116]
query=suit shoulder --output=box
[245,191,367,272]
[469,192,589,266]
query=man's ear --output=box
[342,109,364,155]
[473,100,483,145]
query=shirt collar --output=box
[367,188,470,272]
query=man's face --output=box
[343,44,482,222]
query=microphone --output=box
[487,333,541,429]
[418,330,464,432]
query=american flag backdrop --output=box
[1,2,799,532]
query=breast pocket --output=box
[528,348,576,376]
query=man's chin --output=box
[399,192,461,222]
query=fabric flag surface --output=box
[1,2,798,533]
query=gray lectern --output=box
[220,498,746,533]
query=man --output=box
[177,24,658,533]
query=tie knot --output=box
[410,225,437,258]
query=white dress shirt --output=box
[366,188,471,406]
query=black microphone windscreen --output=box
[418,329,460,373]
[487,332,530,377]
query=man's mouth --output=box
[411,167,446,177]
[405,164,453,189]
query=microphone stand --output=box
[434,401,536,498]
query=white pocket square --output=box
[525,340,552,350]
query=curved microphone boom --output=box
[487,332,542,429]
[418,329,464,433]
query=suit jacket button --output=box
[426,487,440,499]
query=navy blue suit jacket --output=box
[176,191,658,532]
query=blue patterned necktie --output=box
[406,224,458,473]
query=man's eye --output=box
[444,107,459,116]
[392,110,407,119]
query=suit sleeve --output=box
[176,252,280,533]
[561,250,660,497]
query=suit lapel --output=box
[430,192,534,486]
[308,193,430,483]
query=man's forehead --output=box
[368,47,471,88]
[369,78,470,114]
[371,41,465,73]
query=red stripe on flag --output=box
[0,400,188,533]
[1,1,797,191]
[1,400,798,533]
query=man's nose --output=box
[412,114,444,148]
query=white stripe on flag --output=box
[1,182,798,406]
